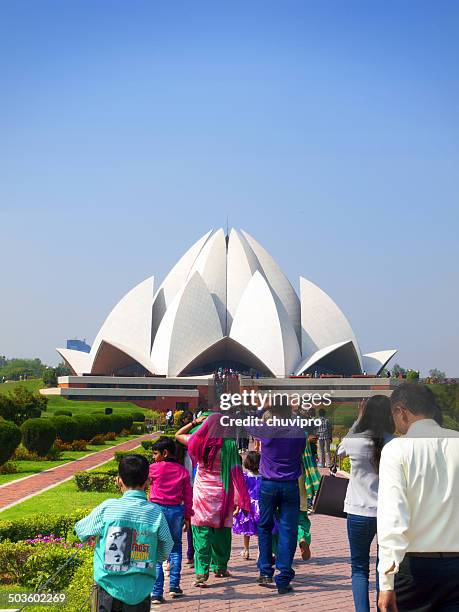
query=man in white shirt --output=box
[377,383,459,611]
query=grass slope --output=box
[0,378,149,416]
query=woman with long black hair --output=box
[337,395,395,612]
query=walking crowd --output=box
[75,382,459,612]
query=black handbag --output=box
[312,449,349,519]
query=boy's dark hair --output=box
[390,382,443,425]
[151,436,176,456]
[318,408,326,417]
[118,454,149,487]
[243,451,260,474]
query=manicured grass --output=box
[0,436,137,486]
[0,479,121,520]
[0,378,149,416]
[0,442,146,520]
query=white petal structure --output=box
[58,229,396,377]
[299,276,363,372]
[230,271,301,376]
[151,271,223,376]
[362,350,398,375]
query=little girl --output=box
[232,451,261,560]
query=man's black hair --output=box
[151,436,176,456]
[118,454,149,487]
[390,382,443,425]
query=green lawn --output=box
[0,479,122,520]
[0,436,137,485]
[0,378,149,416]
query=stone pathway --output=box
[168,516,377,611]
[0,434,157,512]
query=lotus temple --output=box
[43,229,398,411]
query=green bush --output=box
[54,409,72,417]
[91,414,112,435]
[72,415,99,441]
[131,421,147,434]
[141,434,170,451]
[52,415,78,443]
[109,413,133,434]
[65,548,93,612]
[22,545,85,591]
[0,420,22,466]
[114,450,152,463]
[21,418,56,456]
[0,510,88,542]
[129,411,146,423]
[0,540,90,591]
[74,471,118,493]
[0,461,18,474]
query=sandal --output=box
[240,549,250,560]
[194,573,209,587]
[214,569,232,577]
[299,539,311,561]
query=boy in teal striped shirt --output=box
[75,454,173,611]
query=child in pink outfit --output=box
[149,437,193,604]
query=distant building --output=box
[66,338,91,353]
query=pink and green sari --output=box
[188,412,250,528]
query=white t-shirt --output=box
[338,430,387,517]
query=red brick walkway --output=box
[0,434,157,511]
[170,516,377,611]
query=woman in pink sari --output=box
[175,411,250,586]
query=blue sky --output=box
[1,1,458,375]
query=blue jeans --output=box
[347,513,378,612]
[258,478,300,588]
[152,504,184,596]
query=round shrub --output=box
[0,420,22,466]
[54,409,72,417]
[91,414,112,435]
[119,413,134,431]
[52,415,78,443]
[21,418,57,456]
[108,414,125,435]
[72,415,99,441]
[130,411,146,423]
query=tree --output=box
[392,364,406,378]
[42,368,58,387]
[0,387,48,425]
[55,361,72,376]
[429,368,446,383]
[406,370,419,381]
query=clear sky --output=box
[1,1,458,376]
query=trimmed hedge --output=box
[74,471,118,493]
[0,420,22,466]
[21,418,56,456]
[129,411,146,423]
[0,510,87,542]
[140,434,173,451]
[0,540,91,591]
[54,409,73,417]
[131,421,147,434]
[109,413,134,435]
[72,415,99,441]
[52,415,78,443]
[114,450,152,463]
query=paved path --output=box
[169,515,377,611]
[0,434,158,511]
